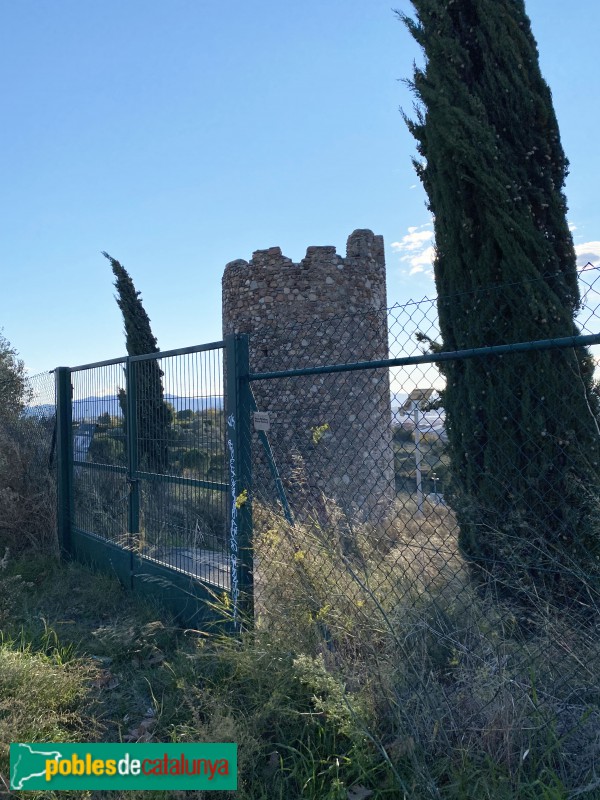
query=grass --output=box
[0,554,399,799]
[252,500,600,798]
[1,499,600,799]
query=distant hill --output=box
[27,391,444,435]
[391,391,446,440]
[26,394,223,421]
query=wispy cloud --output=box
[392,229,433,252]
[575,241,600,268]
[406,246,435,275]
[391,222,435,277]
[391,223,598,278]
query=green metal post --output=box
[126,358,140,587]
[55,367,73,558]
[225,334,254,631]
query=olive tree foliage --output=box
[0,333,57,555]
[0,332,28,420]
[401,0,600,607]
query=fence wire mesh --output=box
[71,360,129,545]
[244,265,600,795]
[68,345,229,589]
[132,347,228,588]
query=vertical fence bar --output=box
[55,367,73,558]
[225,334,254,630]
[126,358,140,587]
[413,404,424,517]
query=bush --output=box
[0,416,58,557]
[0,336,56,557]
[0,331,28,422]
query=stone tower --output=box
[222,229,394,522]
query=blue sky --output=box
[1,0,599,375]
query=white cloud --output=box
[391,226,597,280]
[575,241,600,268]
[391,229,434,253]
[568,221,577,232]
[392,222,436,277]
[408,246,435,274]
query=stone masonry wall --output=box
[222,229,394,522]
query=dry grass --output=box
[253,497,600,797]
[2,473,600,797]
[0,419,58,557]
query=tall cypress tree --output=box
[401,1,600,606]
[103,252,172,472]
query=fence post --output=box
[55,367,73,558]
[225,333,254,630]
[126,358,140,588]
[413,404,424,517]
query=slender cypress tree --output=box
[401,1,600,606]
[103,252,172,472]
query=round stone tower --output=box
[222,229,394,522]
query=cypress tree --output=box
[103,253,172,472]
[401,1,600,606]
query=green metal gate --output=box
[55,336,253,629]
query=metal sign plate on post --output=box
[253,411,271,432]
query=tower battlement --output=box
[223,230,386,337]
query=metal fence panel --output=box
[56,343,231,626]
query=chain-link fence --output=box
[243,265,600,795]
[10,266,600,793]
